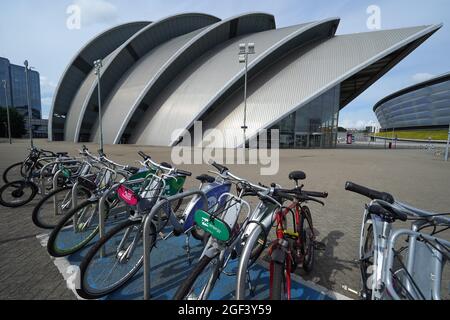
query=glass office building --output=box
[0,57,42,119]
[374,72,450,130]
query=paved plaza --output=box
[0,139,449,300]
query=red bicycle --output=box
[269,171,327,300]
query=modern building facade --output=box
[49,13,441,148]
[374,72,450,130]
[0,57,42,119]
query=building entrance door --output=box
[309,134,322,148]
[295,133,308,148]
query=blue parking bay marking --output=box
[43,225,346,300]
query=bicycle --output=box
[31,146,107,229]
[345,181,450,300]
[76,151,194,299]
[2,146,68,184]
[46,148,141,257]
[174,162,291,300]
[265,171,328,300]
[0,148,75,208]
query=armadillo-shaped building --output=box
[49,13,441,148]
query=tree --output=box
[0,107,26,138]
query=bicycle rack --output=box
[39,158,84,198]
[142,189,208,300]
[385,228,450,300]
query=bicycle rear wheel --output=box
[47,200,108,257]
[173,254,220,300]
[32,186,90,229]
[77,219,156,299]
[0,180,38,208]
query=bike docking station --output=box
[39,187,349,300]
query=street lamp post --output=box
[2,80,12,144]
[238,42,255,148]
[94,59,104,152]
[24,60,34,148]
[445,123,450,162]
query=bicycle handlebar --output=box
[345,181,394,204]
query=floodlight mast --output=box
[238,42,255,148]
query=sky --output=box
[0,0,449,128]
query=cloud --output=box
[73,0,118,27]
[40,76,57,90]
[412,72,435,83]
[339,119,380,129]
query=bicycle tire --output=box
[0,180,38,208]
[2,162,24,183]
[300,207,315,273]
[173,254,220,300]
[47,200,108,257]
[361,224,374,300]
[32,186,90,229]
[271,261,286,300]
[77,219,156,299]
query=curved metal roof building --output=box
[49,13,442,148]
[374,72,450,130]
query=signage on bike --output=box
[194,210,231,242]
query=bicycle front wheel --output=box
[173,254,220,300]
[77,219,156,299]
[32,186,90,229]
[47,200,107,257]
[0,180,38,208]
[271,261,287,300]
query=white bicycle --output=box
[345,182,450,300]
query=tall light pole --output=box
[2,80,12,144]
[94,59,104,152]
[24,60,33,148]
[238,42,255,148]
[445,123,450,162]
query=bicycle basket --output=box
[117,184,139,206]
[194,210,231,242]
[77,174,98,191]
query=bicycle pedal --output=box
[313,241,326,251]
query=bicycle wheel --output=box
[3,162,25,183]
[32,186,90,229]
[360,224,374,300]
[271,261,287,300]
[77,219,156,299]
[300,207,315,273]
[173,254,220,300]
[0,180,38,208]
[47,200,108,257]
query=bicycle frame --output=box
[360,199,450,300]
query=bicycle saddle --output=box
[160,162,172,168]
[289,171,306,181]
[126,167,140,174]
[196,174,215,184]
[57,152,69,157]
